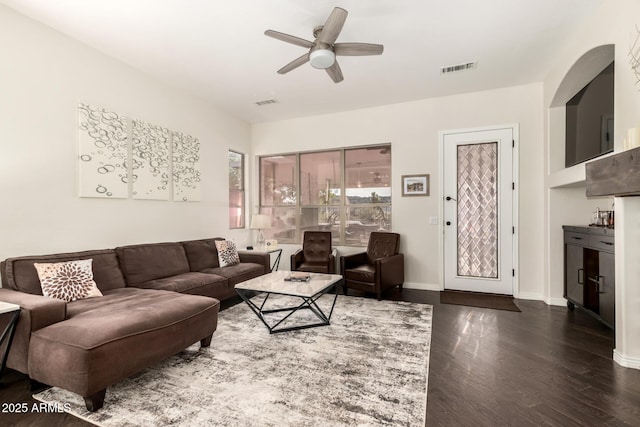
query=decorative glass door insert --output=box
[457,142,498,278]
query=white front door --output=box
[443,127,515,295]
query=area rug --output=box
[34,295,432,426]
[440,290,521,312]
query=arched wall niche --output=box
[551,44,615,107]
[548,44,615,176]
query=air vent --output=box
[255,99,279,106]
[441,62,477,74]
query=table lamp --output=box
[250,214,271,248]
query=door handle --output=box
[578,268,584,284]
[446,196,457,201]
[446,221,452,226]
[596,275,605,293]
[587,275,605,293]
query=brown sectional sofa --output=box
[0,238,269,411]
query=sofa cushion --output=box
[116,242,190,285]
[133,272,228,298]
[180,238,224,271]
[29,288,219,397]
[202,263,265,287]
[1,249,126,295]
[34,259,103,302]
[66,287,145,318]
[214,240,240,267]
[65,286,221,317]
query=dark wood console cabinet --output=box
[563,225,615,329]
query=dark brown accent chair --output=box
[340,232,404,300]
[291,231,337,273]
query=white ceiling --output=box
[2,0,603,123]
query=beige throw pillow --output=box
[214,240,240,267]
[34,259,103,302]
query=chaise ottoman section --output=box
[27,288,219,411]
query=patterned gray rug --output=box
[34,295,432,426]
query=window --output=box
[259,145,391,246]
[344,147,391,245]
[259,154,297,240]
[300,150,342,244]
[228,150,244,229]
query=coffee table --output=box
[235,270,342,334]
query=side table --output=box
[249,246,283,271]
[0,302,20,386]
[265,248,283,271]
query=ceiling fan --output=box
[264,7,384,83]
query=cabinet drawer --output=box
[565,231,589,245]
[589,235,615,252]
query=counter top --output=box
[562,225,615,236]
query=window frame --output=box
[259,144,391,246]
[228,149,245,229]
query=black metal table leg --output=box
[237,280,340,334]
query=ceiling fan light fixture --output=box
[309,49,335,69]
[265,7,383,82]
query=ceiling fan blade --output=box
[277,53,310,74]
[265,30,313,49]
[334,43,384,56]
[318,7,348,45]
[326,60,344,83]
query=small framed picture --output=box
[401,174,430,196]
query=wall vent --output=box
[255,99,279,106]
[441,62,477,74]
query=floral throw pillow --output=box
[34,259,103,302]
[214,240,240,267]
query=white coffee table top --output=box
[0,301,20,314]
[235,270,342,298]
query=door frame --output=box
[438,124,519,297]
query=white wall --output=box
[0,5,251,268]
[543,0,640,368]
[252,83,545,296]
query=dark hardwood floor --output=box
[1,289,639,426]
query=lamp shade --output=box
[250,214,271,230]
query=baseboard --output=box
[517,293,566,307]
[547,297,567,307]
[404,287,567,307]
[403,282,442,292]
[516,292,544,301]
[613,349,640,370]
